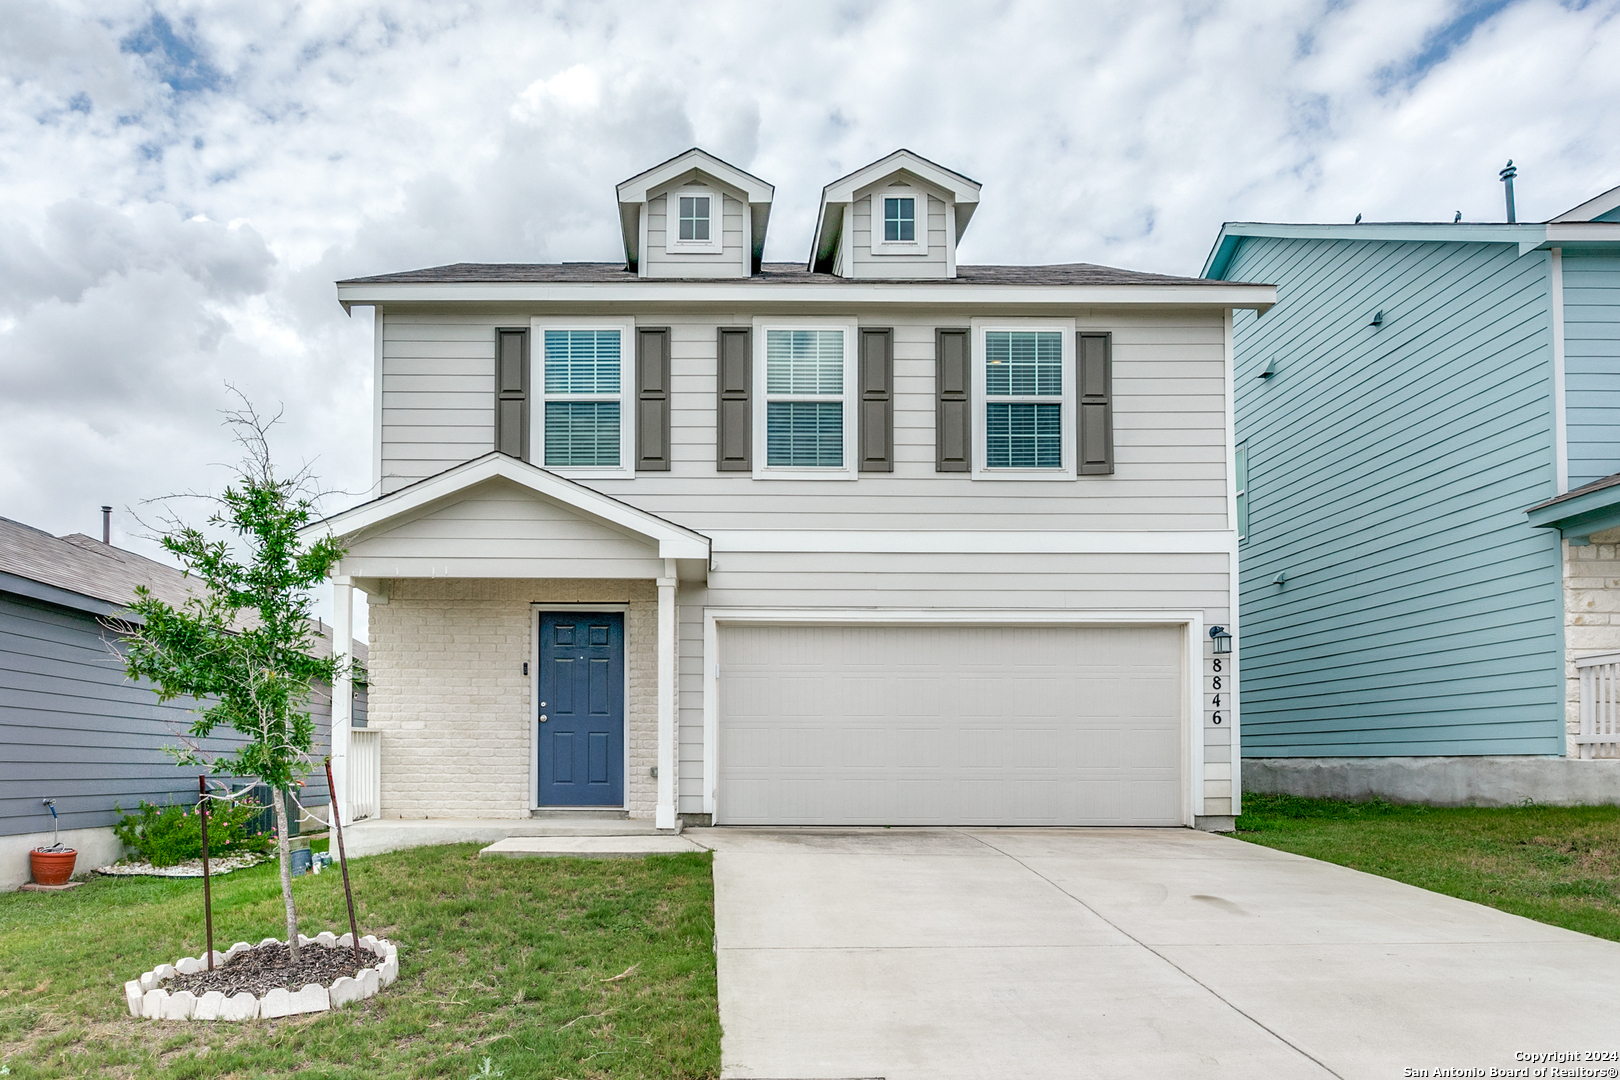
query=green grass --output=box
[0,844,720,1079]
[1235,793,1620,941]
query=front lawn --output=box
[0,844,720,1079]
[1235,793,1620,941]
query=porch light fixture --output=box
[1208,626,1233,654]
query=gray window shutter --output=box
[859,328,894,472]
[636,327,671,472]
[1078,332,1113,475]
[716,327,751,471]
[936,328,970,472]
[494,328,528,459]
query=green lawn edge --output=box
[0,844,721,1079]
[1234,793,1620,942]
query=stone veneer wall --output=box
[1563,527,1620,757]
[367,578,660,818]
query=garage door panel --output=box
[718,623,1185,826]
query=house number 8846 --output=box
[1211,658,1223,724]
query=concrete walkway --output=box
[697,827,1620,1080]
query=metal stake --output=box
[198,775,214,971]
[324,759,362,964]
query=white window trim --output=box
[665,189,724,255]
[529,316,638,479]
[869,191,929,256]
[970,318,1078,480]
[751,317,859,481]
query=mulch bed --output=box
[168,940,365,998]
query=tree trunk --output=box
[272,788,300,961]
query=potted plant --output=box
[31,799,76,885]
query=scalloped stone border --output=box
[122,933,398,1021]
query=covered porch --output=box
[309,454,709,834]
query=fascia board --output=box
[616,152,774,205]
[305,455,710,560]
[336,280,1277,310]
[821,154,981,205]
[1527,483,1620,530]
[0,570,135,621]
[1521,223,1620,254]
[1201,230,1243,279]
[1550,182,1620,222]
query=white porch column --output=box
[656,560,678,831]
[330,577,354,832]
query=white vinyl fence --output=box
[1575,651,1620,759]
[348,728,382,820]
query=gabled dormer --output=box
[616,148,774,279]
[808,150,981,279]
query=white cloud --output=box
[2,0,1618,633]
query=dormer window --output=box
[666,188,724,254]
[679,195,710,241]
[869,189,928,256]
[883,197,915,242]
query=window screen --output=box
[884,196,916,242]
[542,329,622,467]
[985,330,1063,469]
[679,195,710,241]
[765,329,845,468]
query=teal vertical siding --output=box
[1229,237,1564,757]
[1562,253,1620,487]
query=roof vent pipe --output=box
[101,506,112,545]
[1500,160,1517,223]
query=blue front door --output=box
[538,612,625,806]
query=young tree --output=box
[119,399,344,960]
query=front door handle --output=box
[539,714,548,723]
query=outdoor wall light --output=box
[1208,626,1233,654]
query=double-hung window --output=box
[1235,442,1250,542]
[666,189,723,254]
[971,321,1077,479]
[532,318,636,477]
[753,320,857,479]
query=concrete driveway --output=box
[697,827,1620,1080]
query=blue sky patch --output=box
[120,13,224,96]
[1380,0,1520,91]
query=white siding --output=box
[643,187,749,279]
[343,479,664,580]
[372,304,1235,819]
[848,184,951,279]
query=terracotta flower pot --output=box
[30,848,76,886]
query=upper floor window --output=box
[869,190,928,255]
[884,197,915,242]
[666,189,723,254]
[679,195,711,241]
[753,320,858,480]
[970,320,1078,480]
[533,318,636,477]
[985,331,1063,469]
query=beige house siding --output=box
[377,308,1231,527]
[367,578,660,819]
[1563,528,1620,756]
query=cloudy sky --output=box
[3,0,1618,627]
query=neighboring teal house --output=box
[1203,182,1620,803]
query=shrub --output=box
[112,798,275,867]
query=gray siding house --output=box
[0,517,361,890]
[315,148,1274,833]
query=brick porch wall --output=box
[1563,528,1620,756]
[367,578,660,818]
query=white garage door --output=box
[716,623,1185,826]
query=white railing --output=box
[1575,651,1620,759]
[348,729,382,820]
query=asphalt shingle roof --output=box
[338,261,1232,287]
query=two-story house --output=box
[1204,180,1620,805]
[313,148,1274,835]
